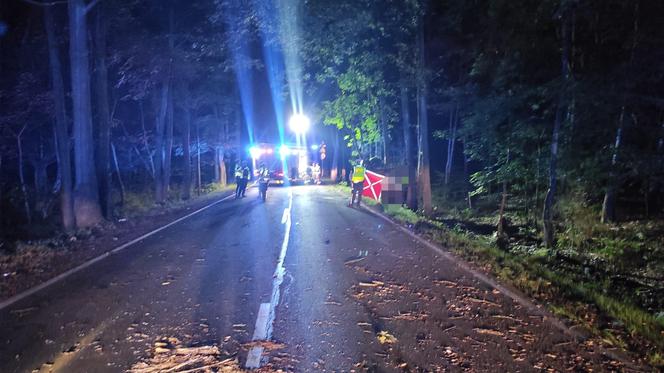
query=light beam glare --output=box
[276,0,305,119]
[223,0,256,146]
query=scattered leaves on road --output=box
[377,331,397,344]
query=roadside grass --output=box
[382,205,420,225]
[120,183,235,218]
[330,182,380,207]
[369,200,664,367]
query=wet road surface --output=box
[0,186,628,372]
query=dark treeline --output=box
[0,0,243,237]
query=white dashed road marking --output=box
[245,191,293,369]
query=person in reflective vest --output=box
[234,163,244,199]
[257,163,270,201]
[240,163,250,197]
[349,159,365,207]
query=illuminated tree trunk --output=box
[542,3,571,248]
[461,137,472,209]
[164,89,174,193]
[139,100,155,177]
[44,6,75,230]
[331,130,339,182]
[219,150,227,186]
[111,142,125,205]
[154,83,169,203]
[16,126,31,224]
[401,85,417,210]
[163,8,175,194]
[497,149,510,238]
[94,6,112,218]
[182,102,192,200]
[601,108,624,223]
[196,120,202,196]
[69,0,102,227]
[416,19,432,215]
[601,1,638,224]
[445,104,458,185]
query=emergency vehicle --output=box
[249,143,310,185]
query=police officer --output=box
[240,162,250,197]
[234,162,244,199]
[349,159,365,207]
[257,162,270,201]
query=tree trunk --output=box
[94,6,112,219]
[162,6,175,195]
[17,127,31,224]
[182,103,192,200]
[416,19,432,215]
[154,83,169,203]
[401,85,417,210]
[33,159,49,218]
[445,104,458,185]
[196,120,202,196]
[379,97,388,165]
[44,6,75,230]
[111,142,125,206]
[212,105,223,185]
[497,149,510,238]
[214,147,220,182]
[69,0,102,227]
[461,137,472,209]
[331,130,339,182]
[220,153,227,186]
[601,1,638,224]
[542,3,572,248]
[139,100,155,177]
[164,89,174,194]
[601,108,624,223]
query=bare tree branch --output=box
[84,0,103,14]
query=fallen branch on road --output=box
[128,337,243,373]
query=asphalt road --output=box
[0,186,627,372]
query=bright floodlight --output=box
[289,113,310,134]
[279,144,290,158]
[249,146,261,159]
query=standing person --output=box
[313,162,321,184]
[349,159,365,207]
[234,162,244,199]
[306,164,313,184]
[257,162,270,201]
[240,162,250,198]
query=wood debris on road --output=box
[128,337,243,373]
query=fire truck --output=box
[248,143,310,185]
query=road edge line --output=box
[0,193,236,311]
[245,190,293,369]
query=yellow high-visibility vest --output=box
[351,166,365,183]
